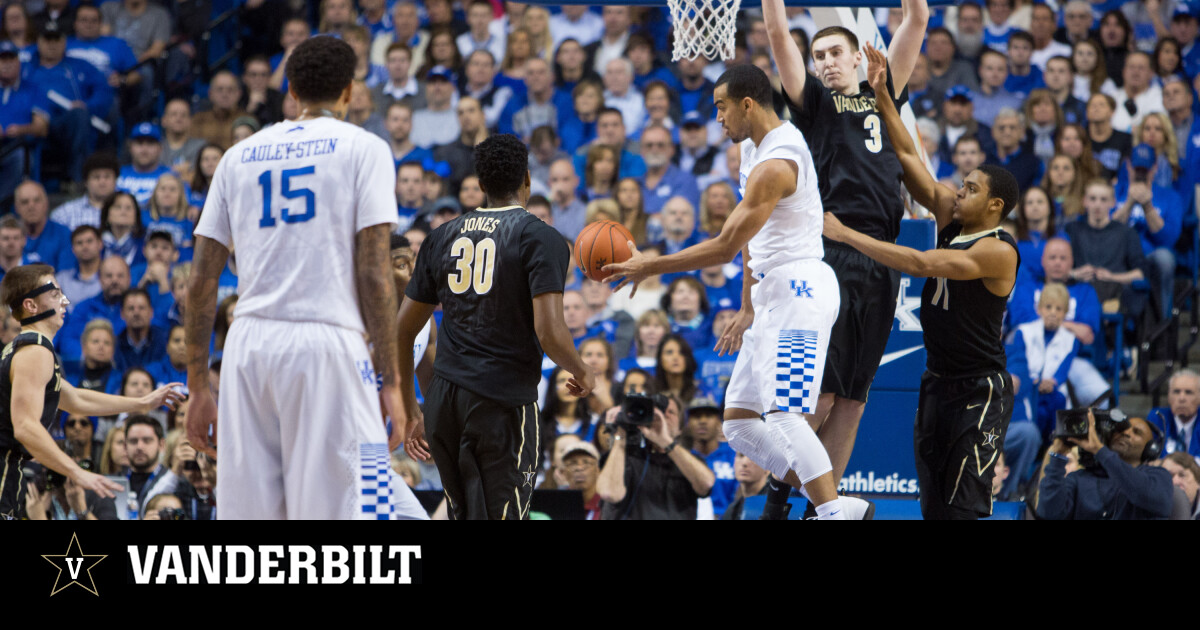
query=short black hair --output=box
[82,151,119,180]
[124,413,163,440]
[390,234,411,250]
[285,36,357,103]
[473,134,528,200]
[977,164,1019,216]
[714,63,773,109]
[526,194,551,210]
[1007,30,1034,48]
[121,287,152,309]
[71,225,102,242]
[596,107,624,124]
[145,230,175,247]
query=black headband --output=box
[18,283,60,326]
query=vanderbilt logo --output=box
[42,533,107,596]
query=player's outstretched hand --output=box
[188,387,218,459]
[863,42,889,96]
[822,212,848,242]
[403,406,431,462]
[714,307,754,356]
[567,369,595,399]
[141,382,187,412]
[602,241,649,297]
[71,468,124,499]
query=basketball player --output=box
[391,234,436,396]
[0,264,185,519]
[763,0,928,482]
[186,37,420,520]
[822,45,1021,520]
[604,65,848,519]
[396,133,595,520]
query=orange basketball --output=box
[574,220,634,282]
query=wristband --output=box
[1050,452,1070,463]
[663,438,679,454]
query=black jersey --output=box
[921,225,1020,377]
[785,67,909,244]
[407,206,569,407]
[0,332,63,455]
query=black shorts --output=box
[822,242,902,401]
[914,371,1013,520]
[0,449,28,520]
[423,375,541,520]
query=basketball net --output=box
[669,0,741,61]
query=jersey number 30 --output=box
[258,167,316,228]
[448,236,496,295]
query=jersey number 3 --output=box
[258,167,316,228]
[864,114,883,154]
[448,236,496,295]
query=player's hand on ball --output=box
[862,43,889,96]
[188,387,219,459]
[602,241,648,296]
[714,307,754,356]
[822,212,847,242]
[142,382,187,412]
[72,469,123,499]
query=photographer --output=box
[23,461,118,521]
[1037,409,1175,520]
[596,393,714,520]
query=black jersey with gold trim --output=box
[0,332,64,455]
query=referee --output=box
[0,264,185,519]
[823,46,1021,520]
[397,134,594,520]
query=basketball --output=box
[574,220,634,282]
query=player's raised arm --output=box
[185,234,230,458]
[886,0,930,92]
[762,0,808,102]
[864,43,956,230]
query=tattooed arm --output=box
[355,223,404,449]
[185,235,230,458]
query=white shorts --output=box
[217,317,427,520]
[724,259,840,416]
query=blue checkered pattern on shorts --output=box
[775,329,818,413]
[359,443,393,520]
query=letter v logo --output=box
[66,558,83,580]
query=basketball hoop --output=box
[668,0,740,61]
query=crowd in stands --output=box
[2,0,1199,519]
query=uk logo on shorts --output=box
[790,280,814,298]
[775,329,818,413]
[356,360,375,386]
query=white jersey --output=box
[738,122,824,277]
[195,117,399,334]
[413,317,432,367]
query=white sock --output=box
[766,412,833,485]
[723,419,792,480]
[840,496,871,520]
[815,498,846,520]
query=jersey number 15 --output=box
[258,167,316,228]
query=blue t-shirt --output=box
[119,164,173,206]
[139,209,194,248]
[1113,181,1183,253]
[66,35,138,76]
[395,146,433,171]
[0,80,52,129]
[698,442,737,517]
[694,348,737,404]
[641,165,701,215]
[23,221,77,272]
[1004,65,1045,100]
[146,357,187,389]
[25,57,113,118]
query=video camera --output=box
[617,392,669,431]
[1054,407,1130,469]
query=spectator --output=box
[543,366,597,441]
[158,100,205,178]
[1005,30,1045,99]
[550,6,603,49]
[548,158,586,239]
[188,144,222,210]
[1007,282,1080,439]
[456,0,504,65]
[1013,186,1061,279]
[1072,39,1112,102]
[611,177,648,242]
[632,80,677,145]
[191,71,250,149]
[498,28,533,85]
[1041,56,1087,127]
[674,56,715,122]
[146,324,186,389]
[586,6,632,75]
[941,135,987,189]
[609,242,667,319]
[143,174,193,250]
[357,0,392,41]
[661,275,711,352]
[1134,111,1192,202]
[1112,143,1182,314]
[268,17,310,91]
[1148,369,1199,460]
[56,225,104,309]
[1098,10,1133,84]
[937,86,993,164]
[23,462,118,521]
[577,107,645,176]
[982,0,1019,53]
[538,433,581,490]
[955,1,987,62]
[239,56,284,126]
[698,181,734,238]
[100,0,170,70]
[639,126,699,215]
[1152,36,1185,82]
[986,108,1042,191]
[626,33,679,93]
[1054,1,1097,48]
[131,230,177,314]
[153,261,189,331]
[557,79,601,154]
[372,43,426,117]
[601,57,644,135]
[1160,451,1200,519]
[419,27,463,78]
[973,49,1023,126]
[1106,51,1163,133]
[410,66,460,149]
[579,336,619,414]
[527,126,566,193]
[1043,153,1086,220]
[915,117,952,180]
[1023,90,1062,167]
[65,3,138,96]
[114,287,168,372]
[381,103,429,173]
[654,334,698,403]
[97,420,128,475]
[561,441,602,519]
[230,116,258,145]
[456,174,485,211]
[1,3,34,62]
[508,57,556,140]
[1162,76,1198,167]
[318,0,357,36]
[14,180,76,271]
[657,196,706,257]
[371,2,427,72]
[123,414,182,518]
[1064,179,1146,312]
[58,254,131,366]
[1037,410,1174,520]
[66,318,120,393]
[62,412,98,467]
[720,451,770,520]
[620,308,668,374]
[0,216,31,282]
[597,393,713,519]
[34,0,75,37]
[581,276,634,356]
[0,41,48,209]
[395,161,425,233]
[687,396,735,517]
[434,96,487,192]
[346,79,387,142]
[679,112,727,192]
[118,123,172,206]
[1007,238,1109,407]
[926,28,979,110]
[1172,5,1200,79]
[1087,93,1133,180]
[582,144,618,200]
[1055,122,1103,182]
[340,25,386,90]
[1029,4,1071,70]
[29,21,110,183]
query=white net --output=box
[668,0,742,61]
